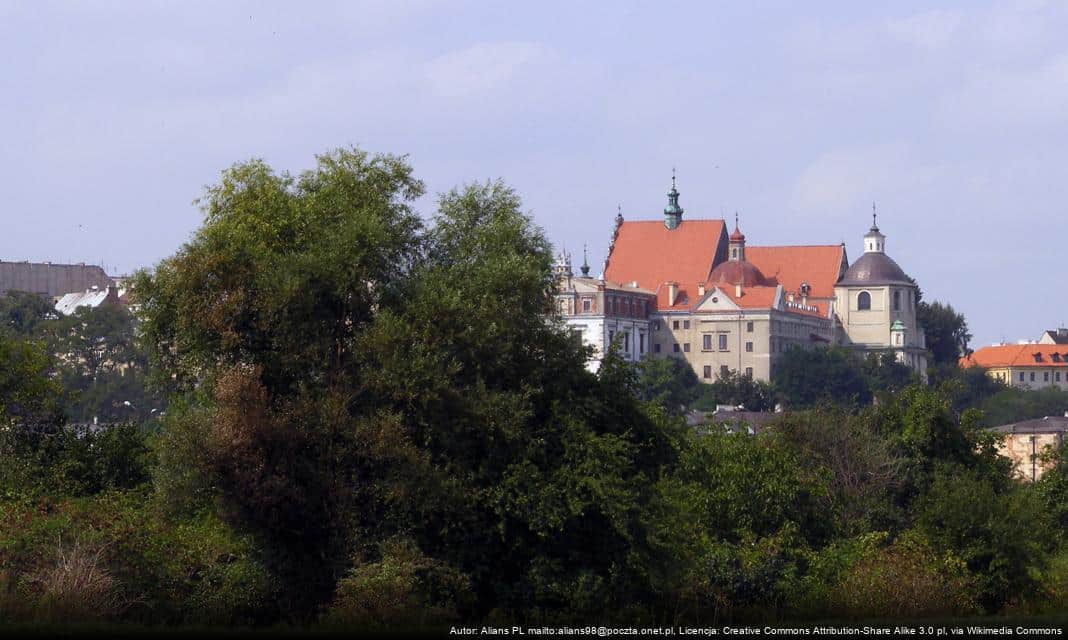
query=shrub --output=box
[819,534,978,618]
[323,537,473,629]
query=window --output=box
[893,290,901,311]
[745,341,753,353]
[746,321,754,332]
[608,330,614,343]
[718,334,728,351]
[582,298,591,312]
[703,365,712,379]
[1057,372,1062,382]
[1020,372,1026,382]
[653,321,660,331]
[673,343,679,353]
[639,333,645,354]
[703,334,712,350]
[1054,354,1062,363]
[654,343,661,353]
[1031,372,1036,382]
[1044,371,1050,382]
[857,291,871,311]
[624,333,630,352]
[672,320,679,330]
[1034,353,1043,363]
[720,365,730,378]
[683,343,690,353]
[745,367,753,378]
[683,320,691,329]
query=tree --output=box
[0,334,62,426]
[773,347,871,409]
[634,355,700,415]
[918,301,972,365]
[704,369,774,412]
[137,151,687,620]
[0,291,56,338]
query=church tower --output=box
[664,172,684,230]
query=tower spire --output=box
[580,244,590,276]
[664,171,683,230]
[871,201,879,231]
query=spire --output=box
[580,244,590,276]
[871,201,879,232]
[664,171,683,230]
[728,212,746,261]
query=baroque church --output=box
[554,179,928,382]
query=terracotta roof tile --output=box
[604,219,728,311]
[746,245,847,299]
[961,344,1068,369]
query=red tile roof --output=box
[718,285,778,309]
[961,344,1068,369]
[604,219,728,311]
[746,245,847,300]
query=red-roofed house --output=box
[962,343,1068,389]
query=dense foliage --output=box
[2,148,1066,629]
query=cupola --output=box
[664,171,684,230]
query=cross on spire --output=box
[871,201,878,231]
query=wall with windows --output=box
[989,367,1068,390]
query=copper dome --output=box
[708,260,767,287]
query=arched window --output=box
[893,290,901,311]
[857,291,871,311]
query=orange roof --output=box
[962,344,1068,369]
[604,219,727,311]
[718,285,778,309]
[746,245,847,299]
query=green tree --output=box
[0,334,62,426]
[703,369,774,412]
[0,291,56,338]
[137,151,687,620]
[918,301,972,365]
[773,347,871,409]
[916,471,1052,612]
[634,355,700,415]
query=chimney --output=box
[667,281,678,307]
[697,283,705,297]
[735,284,742,298]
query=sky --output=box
[2,0,1066,347]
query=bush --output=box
[819,535,978,619]
[323,537,472,629]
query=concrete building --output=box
[565,178,928,383]
[961,343,1068,389]
[986,414,1068,482]
[0,261,114,298]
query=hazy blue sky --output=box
[2,1,1065,347]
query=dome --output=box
[708,260,767,287]
[838,252,913,286]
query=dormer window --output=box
[1053,353,1062,363]
[1033,353,1043,363]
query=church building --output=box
[556,178,928,381]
